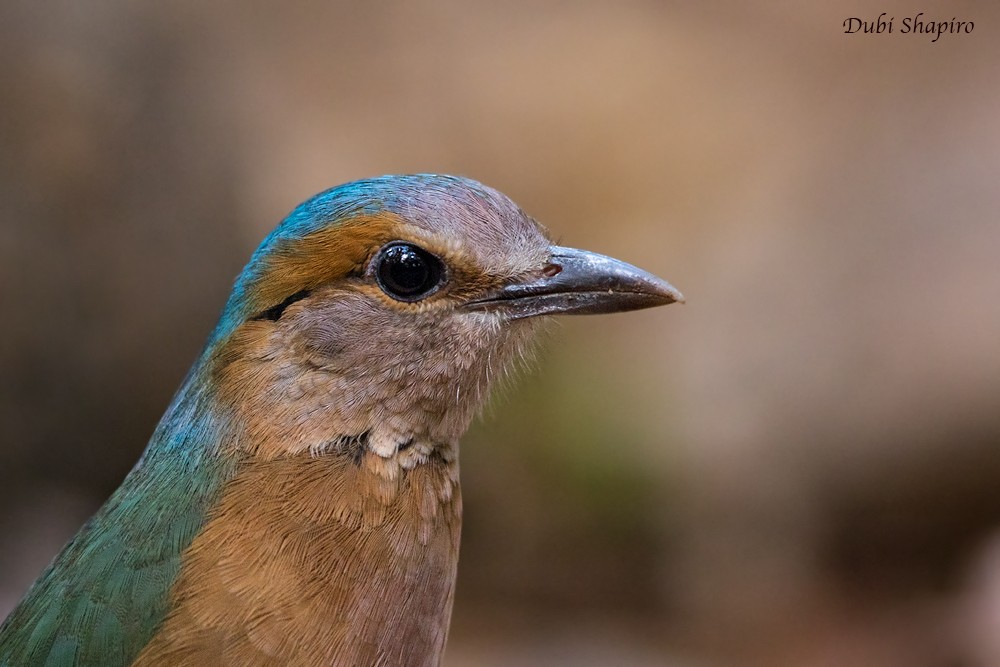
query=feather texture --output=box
[0,174,677,666]
[133,447,460,666]
[0,366,235,666]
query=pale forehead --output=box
[387,177,552,273]
[265,175,551,274]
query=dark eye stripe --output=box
[252,289,311,321]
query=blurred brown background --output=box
[2,1,999,665]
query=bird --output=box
[0,174,682,666]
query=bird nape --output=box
[0,174,682,667]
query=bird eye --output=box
[374,243,445,302]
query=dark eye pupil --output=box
[376,243,444,301]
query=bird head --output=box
[0,174,682,667]
[203,174,682,465]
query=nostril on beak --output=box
[541,263,562,278]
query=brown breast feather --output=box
[132,448,461,667]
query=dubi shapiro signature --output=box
[843,13,974,42]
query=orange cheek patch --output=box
[244,212,403,318]
[244,212,512,318]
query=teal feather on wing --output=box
[0,368,235,667]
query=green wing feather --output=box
[0,376,234,667]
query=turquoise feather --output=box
[0,363,235,667]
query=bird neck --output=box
[123,333,467,665]
[207,318,480,464]
[133,413,463,666]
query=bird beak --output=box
[464,245,684,320]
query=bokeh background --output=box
[2,1,999,665]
